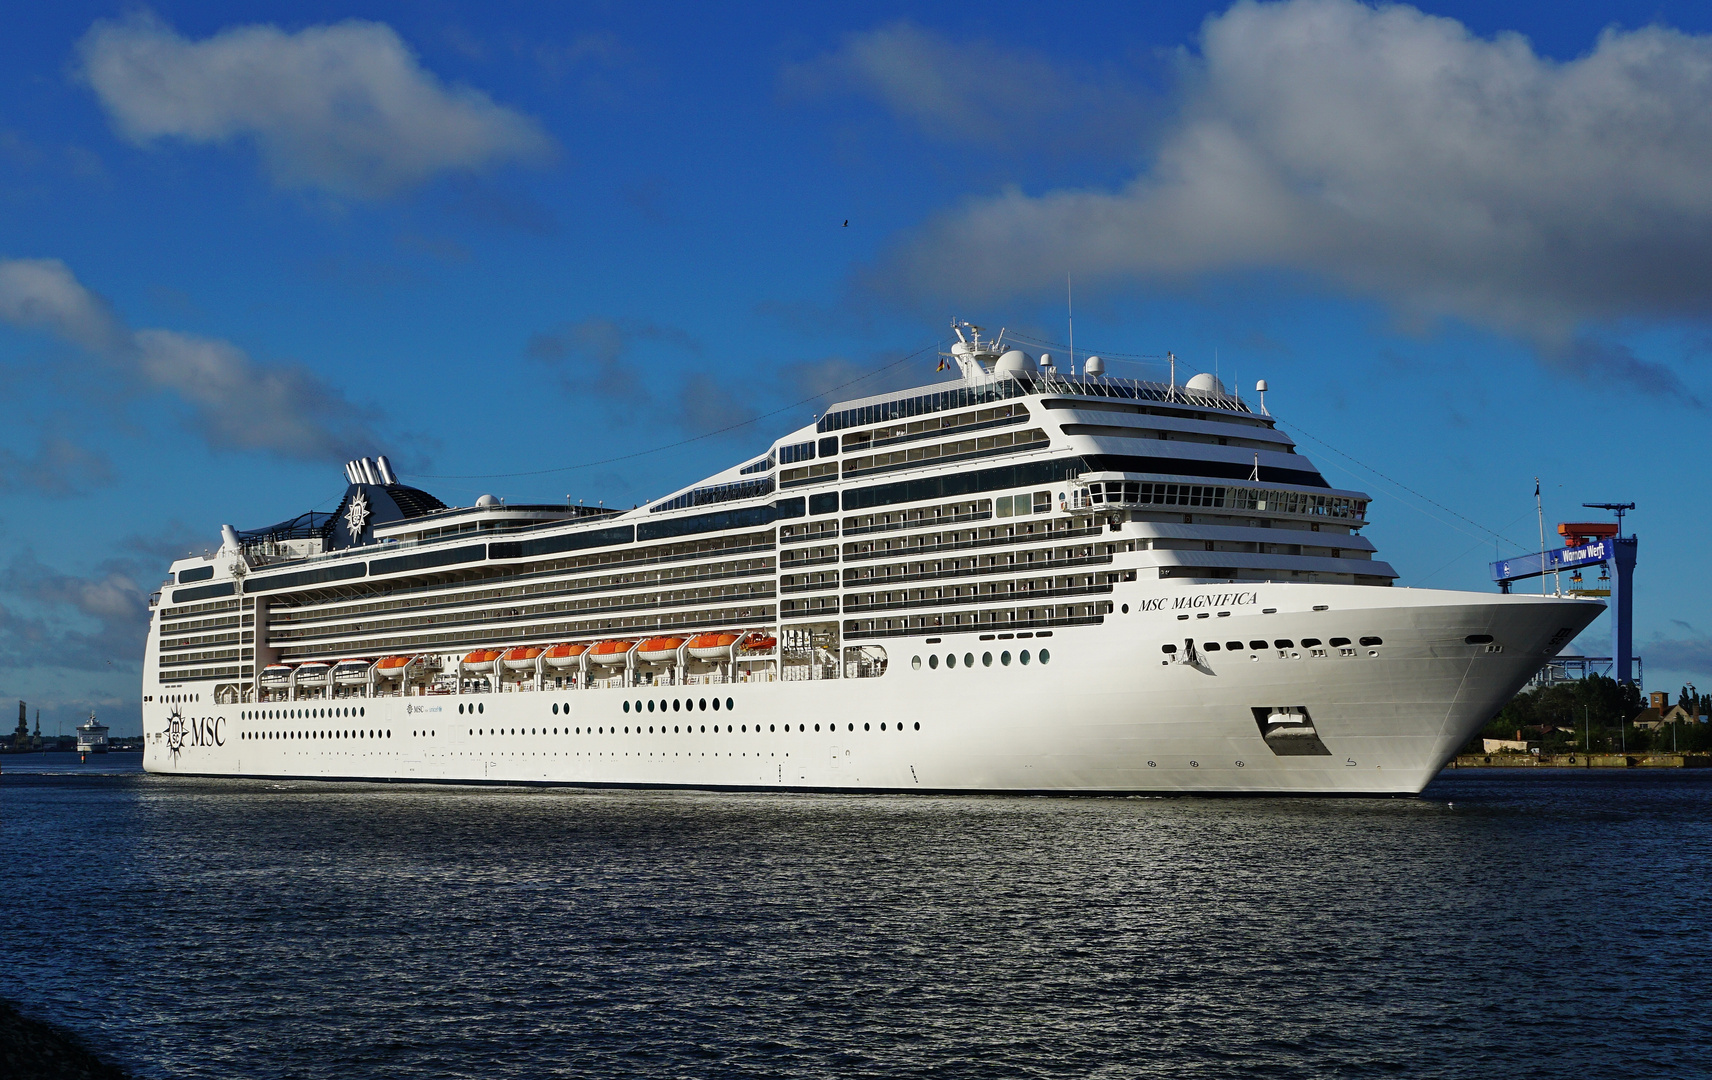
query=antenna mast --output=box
[1067,275,1074,376]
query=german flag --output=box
[936,357,950,372]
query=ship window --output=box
[1226,641,1244,651]
[726,697,734,711]
[912,656,922,669]
[1020,650,1031,665]
[699,698,707,710]
[1001,651,1012,665]
[1274,639,1293,648]
[769,724,776,732]
[964,653,974,667]
[1301,638,1322,647]
[648,700,655,712]
[552,703,559,714]
[983,652,993,667]
[1330,637,1350,646]
[945,654,956,668]
[1161,644,1177,654]
[713,698,721,711]
[914,722,920,730]
[1359,636,1383,647]
[929,655,940,669]
[1466,634,1493,644]
[1249,640,1267,650]
[623,701,630,713]
[478,704,484,714]
[673,699,681,712]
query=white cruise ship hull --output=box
[144,584,1600,795]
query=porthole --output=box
[1466,634,1493,645]
[649,727,654,734]
[1249,640,1267,650]
[963,652,974,667]
[699,698,707,711]
[982,652,992,667]
[913,722,920,730]
[912,656,922,670]
[360,708,365,717]
[478,704,484,714]
[929,655,939,669]
[1161,644,1177,654]
[552,703,560,715]
[1122,604,1129,614]
[946,654,957,669]
[673,699,681,712]
[623,701,630,713]
[726,697,733,711]
[1301,638,1321,648]
[1359,636,1384,647]
[1020,650,1031,665]
[1330,637,1351,647]
[814,723,820,731]
[1274,639,1293,649]
[648,700,655,713]
[769,724,775,732]
[712,698,721,711]
[1001,651,1011,666]
[864,723,870,730]
[1039,649,1050,665]
[1147,760,1157,767]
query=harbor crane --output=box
[1491,503,1637,685]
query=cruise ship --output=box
[141,325,1600,794]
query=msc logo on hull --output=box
[162,705,224,762]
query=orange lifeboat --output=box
[542,643,589,669]
[687,633,740,660]
[589,640,636,666]
[502,646,544,672]
[739,634,778,653]
[462,649,502,673]
[260,663,294,686]
[636,636,686,663]
[375,655,412,679]
[294,661,331,685]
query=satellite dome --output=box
[476,494,501,508]
[1083,356,1105,376]
[1184,373,1226,395]
[995,349,1037,376]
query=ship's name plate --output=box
[1136,591,1260,613]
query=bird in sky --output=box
[842,220,848,227]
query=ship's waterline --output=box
[141,325,1601,794]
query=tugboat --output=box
[76,711,110,756]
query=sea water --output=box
[2,757,1708,1078]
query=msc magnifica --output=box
[143,324,1600,794]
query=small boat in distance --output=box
[77,712,109,754]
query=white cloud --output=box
[0,257,127,353]
[785,20,1151,152]
[881,0,1712,344]
[0,256,377,460]
[77,12,553,198]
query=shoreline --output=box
[1449,752,1711,769]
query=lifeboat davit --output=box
[294,661,331,685]
[636,637,686,663]
[502,646,544,672]
[687,633,740,660]
[331,658,372,684]
[739,634,778,653]
[543,643,589,669]
[588,640,636,665]
[260,664,294,686]
[462,649,502,673]
[375,655,411,679]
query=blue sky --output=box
[5,0,1712,736]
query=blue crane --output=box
[1491,503,1636,685]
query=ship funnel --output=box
[359,458,381,485]
[220,524,242,552]
[375,455,397,485]
[344,460,362,484]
